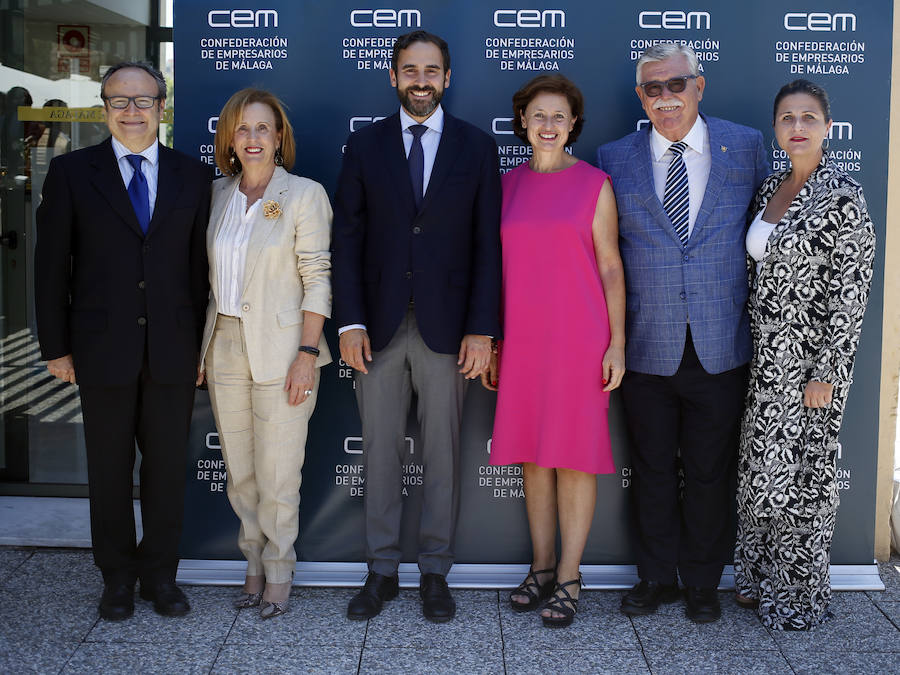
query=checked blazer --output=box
[597,114,769,376]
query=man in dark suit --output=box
[597,44,768,623]
[35,62,211,620]
[333,30,501,622]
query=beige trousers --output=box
[206,315,319,583]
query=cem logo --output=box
[784,12,856,31]
[207,8,278,28]
[638,10,710,30]
[350,8,421,27]
[492,117,514,135]
[829,121,853,141]
[349,116,386,132]
[493,9,566,28]
[344,436,414,455]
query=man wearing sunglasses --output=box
[597,44,768,623]
[35,61,212,621]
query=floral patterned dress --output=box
[734,156,875,630]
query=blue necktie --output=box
[663,141,690,246]
[126,154,150,234]
[408,124,427,209]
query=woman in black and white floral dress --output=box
[733,80,875,630]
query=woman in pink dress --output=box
[482,75,625,627]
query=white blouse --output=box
[746,209,778,274]
[214,188,260,317]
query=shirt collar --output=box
[650,115,707,161]
[399,104,444,135]
[111,136,159,167]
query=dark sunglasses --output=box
[639,75,698,97]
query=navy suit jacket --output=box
[597,115,769,376]
[332,111,502,353]
[35,138,212,387]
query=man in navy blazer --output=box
[597,44,768,623]
[35,62,211,621]
[333,31,501,622]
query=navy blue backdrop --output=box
[174,1,890,568]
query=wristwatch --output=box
[298,345,320,356]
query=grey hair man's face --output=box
[635,54,705,143]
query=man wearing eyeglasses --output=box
[35,62,212,621]
[597,44,768,623]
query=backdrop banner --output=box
[174,0,890,585]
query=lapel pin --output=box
[721,145,727,152]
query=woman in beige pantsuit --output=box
[198,88,332,619]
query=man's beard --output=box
[398,85,442,118]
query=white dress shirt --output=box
[339,105,445,336]
[111,136,159,220]
[649,116,710,238]
[213,188,260,317]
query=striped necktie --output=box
[663,141,689,246]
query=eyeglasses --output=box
[638,75,698,97]
[103,95,160,109]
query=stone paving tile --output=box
[86,585,236,644]
[771,591,900,652]
[500,590,641,652]
[644,649,791,674]
[629,592,776,652]
[226,587,366,647]
[0,587,99,643]
[213,644,363,674]
[0,636,80,674]
[62,642,220,674]
[364,589,501,649]
[506,648,650,674]
[0,547,32,585]
[786,650,900,674]
[1,549,100,598]
[360,646,503,675]
[867,556,900,602]
[873,600,900,629]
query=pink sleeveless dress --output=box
[489,161,615,474]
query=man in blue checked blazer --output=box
[597,44,768,623]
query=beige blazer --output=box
[200,166,333,382]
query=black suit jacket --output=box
[332,111,502,354]
[35,138,212,387]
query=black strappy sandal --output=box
[509,567,556,612]
[541,577,582,628]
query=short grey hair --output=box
[635,44,700,85]
[100,61,167,100]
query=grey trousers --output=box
[356,309,465,576]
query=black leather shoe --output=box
[98,583,135,620]
[685,586,721,623]
[620,580,681,616]
[347,572,399,620]
[419,573,455,623]
[139,581,191,617]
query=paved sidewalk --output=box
[1,547,898,674]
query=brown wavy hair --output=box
[214,88,295,176]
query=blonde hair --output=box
[214,88,295,176]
